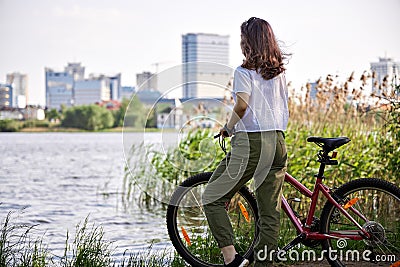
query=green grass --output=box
[0,211,178,267]
[0,211,48,267]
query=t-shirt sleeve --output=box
[233,67,252,96]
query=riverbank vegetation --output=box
[0,96,148,132]
[0,211,177,267]
[124,72,399,250]
[125,72,399,202]
[1,71,398,266]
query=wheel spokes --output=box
[328,188,400,262]
[175,186,257,265]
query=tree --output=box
[45,108,61,121]
[122,95,146,128]
[112,98,130,127]
[61,105,114,130]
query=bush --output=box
[22,120,50,128]
[45,108,61,121]
[61,105,114,131]
[0,119,21,132]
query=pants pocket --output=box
[279,139,287,157]
[275,137,287,168]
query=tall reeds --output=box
[0,210,47,267]
[123,70,399,253]
[0,211,178,267]
[124,70,399,208]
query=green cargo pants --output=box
[203,131,287,266]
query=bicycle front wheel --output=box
[166,172,259,267]
[320,178,400,267]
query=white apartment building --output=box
[370,57,400,93]
[182,33,232,99]
[6,72,28,108]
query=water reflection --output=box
[0,132,174,258]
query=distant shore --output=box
[3,126,171,133]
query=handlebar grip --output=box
[214,131,229,139]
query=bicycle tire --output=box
[166,172,259,267]
[320,178,400,267]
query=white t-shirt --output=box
[232,66,289,132]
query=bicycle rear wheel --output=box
[320,178,400,267]
[166,172,259,267]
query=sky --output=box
[0,0,399,105]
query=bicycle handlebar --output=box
[214,131,229,139]
[214,132,228,154]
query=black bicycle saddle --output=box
[307,136,351,152]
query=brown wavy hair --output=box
[240,17,287,80]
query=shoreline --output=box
[1,126,177,133]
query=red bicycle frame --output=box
[281,172,370,241]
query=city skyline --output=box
[45,62,123,109]
[0,0,399,105]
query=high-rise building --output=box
[65,62,85,80]
[370,57,400,93]
[74,76,111,105]
[6,72,28,108]
[85,74,121,101]
[45,69,75,109]
[45,63,85,109]
[108,74,121,100]
[182,33,231,98]
[136,71,157,90]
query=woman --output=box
[203,17,289,267]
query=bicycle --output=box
[166,134,400,267]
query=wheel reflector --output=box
[238,200,250,223]
[343,197,359,209]
[181,226,192,246]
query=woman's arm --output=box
[221,92,249,136]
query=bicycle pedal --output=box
[278,233,307,256]
[272,233,307,263]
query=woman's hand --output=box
[220,124,234,137]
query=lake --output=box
[0,132,179,258]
